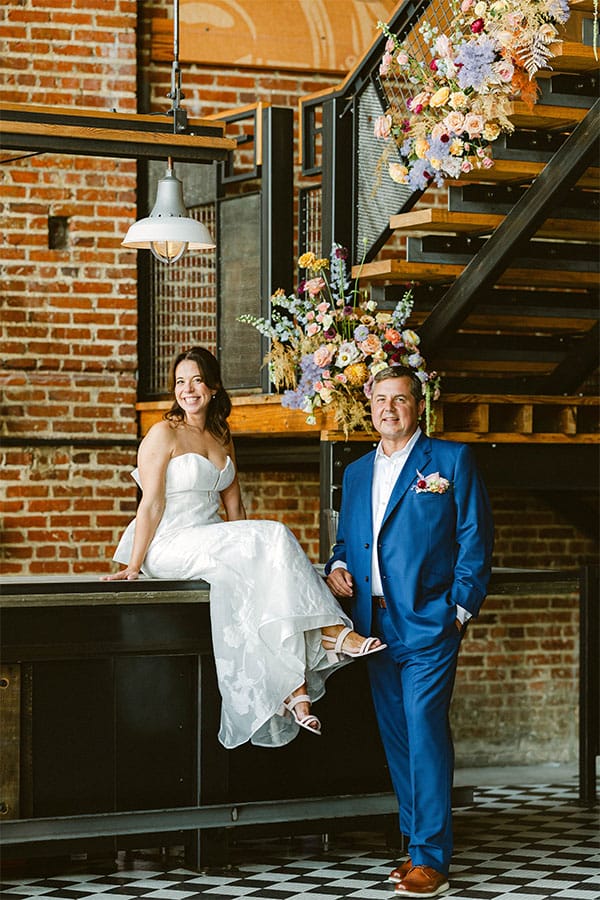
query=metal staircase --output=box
[299,0,599,404]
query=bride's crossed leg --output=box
[283,624,386,735]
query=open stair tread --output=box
[352,258,598,288]
[509,101,586,130]
[389,208,599,242]
[456,159,599,188]
[549,40,600,72]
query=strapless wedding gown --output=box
[113,453,352,749]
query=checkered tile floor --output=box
[1,782,598,900]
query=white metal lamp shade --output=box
[122,160,215,264]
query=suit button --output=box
[364,543,369,549]
[365,576,369,582]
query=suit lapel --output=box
[381,432,432,529]
[355,450,376,540]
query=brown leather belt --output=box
[372,595,387,608]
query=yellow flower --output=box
[449,91,469,110]
[389,162,409,183]
[430,158,442,170]
[312,257,330,272]
[298,252,317,268]
[344,362,369,387]
[429,87,451,108]
[414,138,430,159]
[449,138,464,156]
[483,121,501,141]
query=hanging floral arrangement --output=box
[375,0,572,190]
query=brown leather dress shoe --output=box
[388,857,413,883]
[394,865,449,897]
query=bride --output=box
[103,347,385,748]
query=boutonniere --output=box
[413,469,451,494]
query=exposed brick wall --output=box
[1,1,138,575]
[453,588,579,766]
[239,467,321,562]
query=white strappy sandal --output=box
[282,693,322,735]
[322,626,387,663]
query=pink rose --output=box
[463,113,485,138]
[313,345,336,368]
[481,156,494,168]
[397,50,409,66]
[379,51,393,76]
[461,0,473,9]
[461,159,474,172]
[306,323,320,337]
[443,111,465,134]
[373,114,392,140]
[359,334,382,355]
[304,277,326,296]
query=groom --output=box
[326,366,493,898]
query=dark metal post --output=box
[320,96,354,260]
[579,564,599,805]
[260,106,294,392]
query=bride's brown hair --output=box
[164,347,232,445]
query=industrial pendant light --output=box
[122,157,215,264]
[122,0,215,264]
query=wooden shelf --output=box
[137,394,599,443]
[389,208,599,242]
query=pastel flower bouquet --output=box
[375,0,571,190]
[239,244,439,437]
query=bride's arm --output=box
[220,440,246,522]
[102,423,174,580]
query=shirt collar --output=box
[375,426,422,463]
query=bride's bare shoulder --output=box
[141,419,180,450]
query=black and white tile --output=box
[1,782,598,900]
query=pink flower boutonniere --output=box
[413,469,451,494]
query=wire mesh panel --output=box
[379,0,458,118]
[356,79,413,258]
[299,185,322,257]
[217,192,263,392]
[148,204,217,397]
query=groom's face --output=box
[371,376,425,446]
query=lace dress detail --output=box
[114,453,352,748]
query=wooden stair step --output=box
[509,101,586,130]
[549,40,600,72]
[389,208,599,242]
[352,258,598,288]
[408,310,597,334]
[456,159,599,189]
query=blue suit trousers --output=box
[368,604,463,875]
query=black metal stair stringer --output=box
[417,100,600,360]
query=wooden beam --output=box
[544,321,600,393]
[0,118,235,162]
[137,393,599,442]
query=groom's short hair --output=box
[373,366,423,404]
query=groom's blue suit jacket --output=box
[325,432,494,650]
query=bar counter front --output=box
[0,575,404,868]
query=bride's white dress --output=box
[113,453,352,749]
